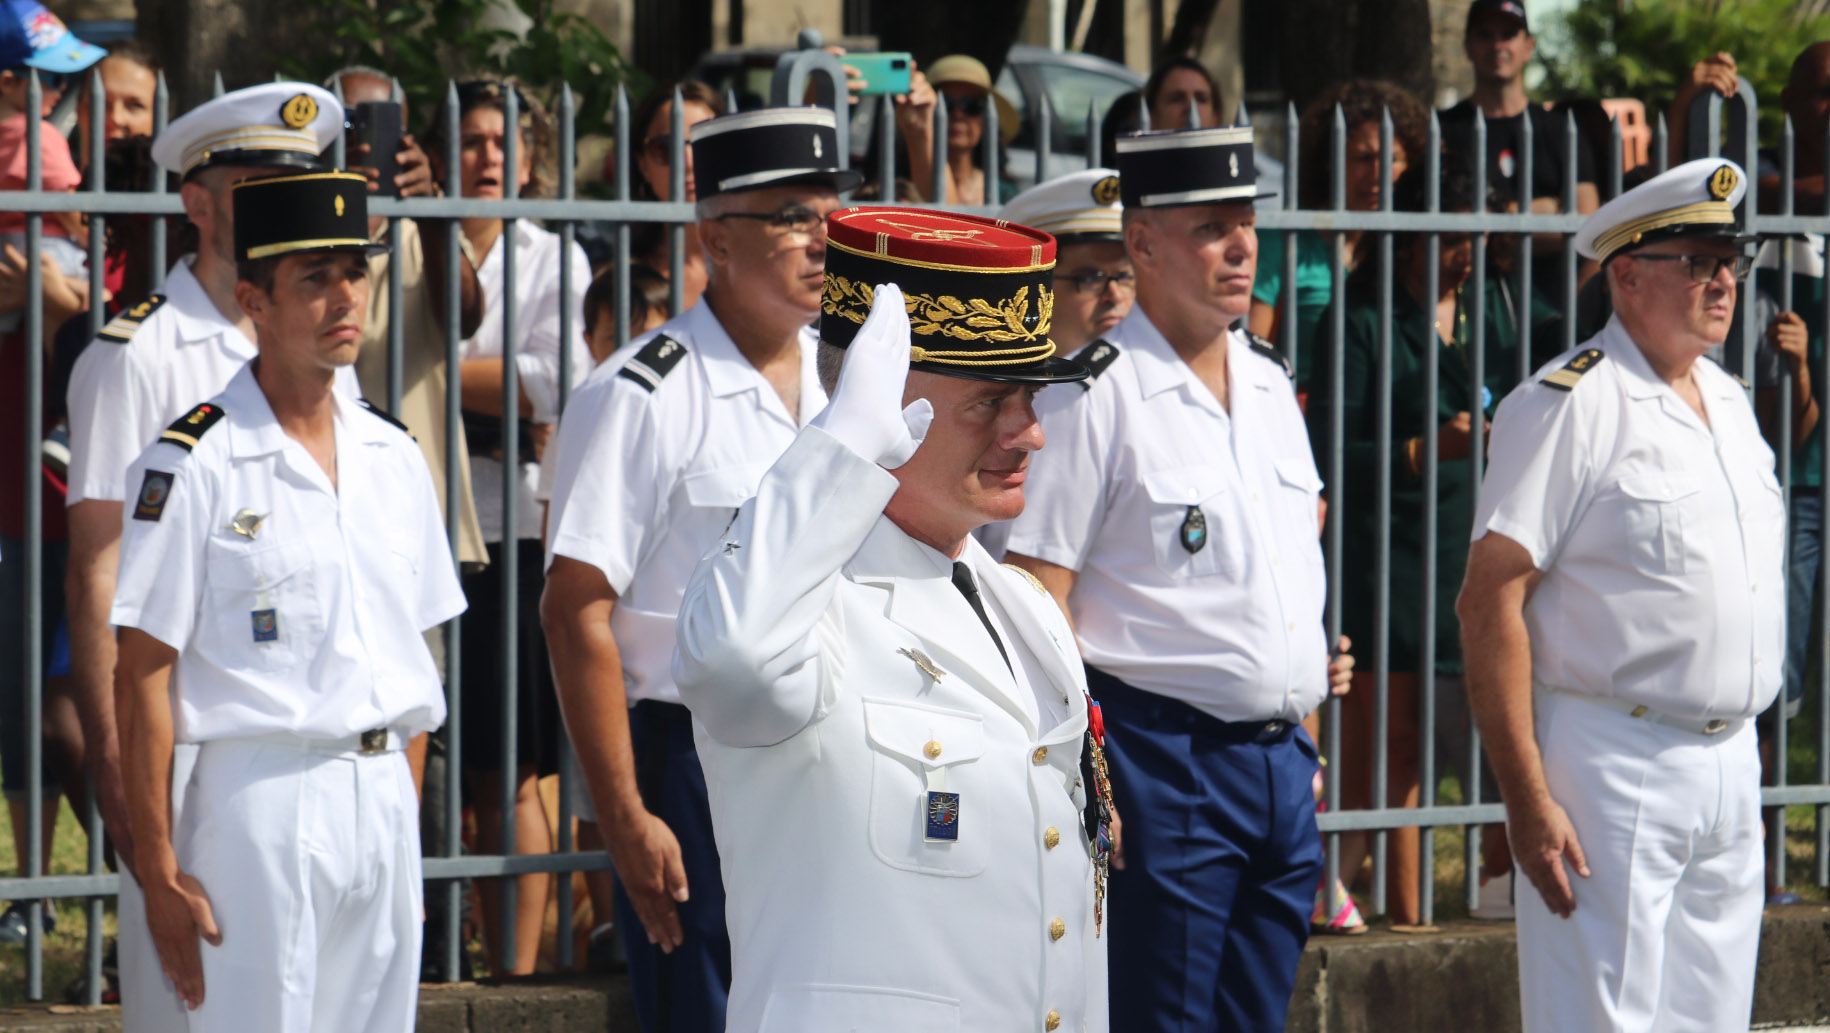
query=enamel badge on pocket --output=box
[1179,504,1207,554]
[925,791,961,841]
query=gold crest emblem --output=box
[334,194,345,217]
[280,93,318,130]
[1091,175,1121,206]
[1707,163,1738,201]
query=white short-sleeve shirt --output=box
[111,364,467,743]
[1005,308,1329,723]
[1473,318,1786,720]
[66,256,359,506]
[545,302,824,707]
[463,221,592,543]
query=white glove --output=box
[811,282,933,469]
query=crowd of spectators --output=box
[0,0,1826,989]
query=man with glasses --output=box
[977,167,1132,558]
[541,106,859,1033]
[1458,159,1779,1033]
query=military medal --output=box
[925,791,961,841]
[1178,505,1207,554]
[1081,696,1115,936]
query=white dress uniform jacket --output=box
[1005,308,1328,722]
[544,302,823,708]
[1475,316,1786,720]
[674,426,1109,1033]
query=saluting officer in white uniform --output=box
[111,172,464,1032]
[60,81,347,1030]
[541,107,858,1032]
[674,206,1109,1033]
[1459,159,1780,1033]
[1004,126,1354,1033]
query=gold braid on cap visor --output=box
[823,275,1058,366]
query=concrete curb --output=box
[0,906,1821,1031]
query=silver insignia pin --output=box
[227,509,268,539]
[898,647,945,681]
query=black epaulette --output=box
[1245,331,1294,379]
[1541,347,1605,392]
[617,335,688,393]
[1069,339,1120,391]
[359,399,414,438]
[158,402,226,452]
[96,294,167,344]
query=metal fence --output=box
[0,41,1826,1007]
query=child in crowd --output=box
[0,2,104,333]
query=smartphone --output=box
[847,52,913,96]
[347,100,403,197]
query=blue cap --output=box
[0,0,104,75]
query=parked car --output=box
[690,43,1141,192]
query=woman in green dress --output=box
[1306,161,1556,928]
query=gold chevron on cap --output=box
[1589,200,1735,263]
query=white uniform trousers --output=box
[175,737,422,1033]
[1518,689,1763,1033]
[121,743,198,1033]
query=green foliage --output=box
[274,0,647,145]
[1537,0,1830,147]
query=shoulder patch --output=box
[1541,348,1606,392]
[1246,331,1294,378]
[358,399,413,436]
[1069,339,1120,390]
[96,294,167,344]
[1002,562,1049,595]
[158,402,226,452]
[616,334,689,393]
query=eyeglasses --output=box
[1628,252,1754,284]
[714,204,825,236]
[942,94,987,118]
[1060,269,1136,295]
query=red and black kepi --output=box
[821,205,1088,385]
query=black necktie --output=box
[951,561,1012,674]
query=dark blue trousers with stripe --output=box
[1092,668,1323,1033]
[615,701,730,1033]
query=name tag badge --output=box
[924,791,961,842]
[252,608,279,643]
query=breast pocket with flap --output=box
[862,698,988,877]
[1611,472,1705,576]
[1140,465,1236,578]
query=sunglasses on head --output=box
[942,94,987,118]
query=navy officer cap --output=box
[688,107,865,199]
[1114,125,1274,209]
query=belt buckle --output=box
[359,728,388,754]
[1259,720,1288,741]
[1702,719,1728,735]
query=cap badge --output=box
[334,194,345,217]
[877,218,992,246]
[280,93,319,130]
[1091,175,1121,206]
[812,134,823,159]
[1228,152,1239,178]
[1707,164,1738,201]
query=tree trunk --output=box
[1277,0,1435,114]
[872,0,1028,77]
[137,0,325,113]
